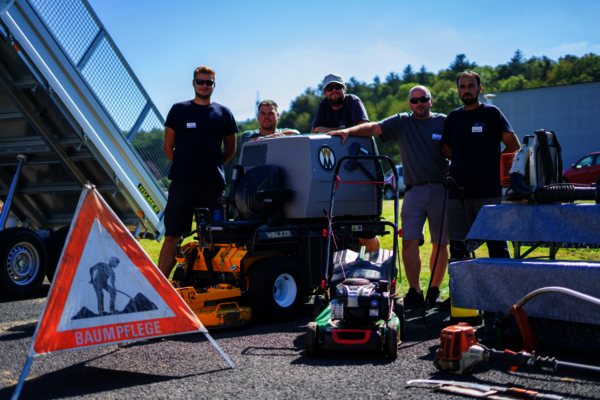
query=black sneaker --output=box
[403,288,425,309]
[426,287,443,308]
[436,297,452,310]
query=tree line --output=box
[235,51,600,168]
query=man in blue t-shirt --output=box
[442,71,521,259]
[311,73,369,133]
[241,100,299,144]
[157,65,238,278]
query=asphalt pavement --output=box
[1,283,600,400]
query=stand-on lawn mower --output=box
[306,155,404,359]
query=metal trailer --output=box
[0,0,170,298]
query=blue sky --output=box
[88,0,600,122]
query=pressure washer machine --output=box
[306,155,403,359]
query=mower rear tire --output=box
[385,320,399,360]
[313,297,326,319]
[394,298,406,341]
[384,186,395,200]
[0,228,47,298]
[306,322,319,358]
[246,257,307,321]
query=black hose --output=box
[422,177,453,329]
[510,173,598,204]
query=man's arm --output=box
[501,131,521,154]
[223,134,236,164]
[163,127,176,163]
[328,122,382,144]
[442,144,452,160]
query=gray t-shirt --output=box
[378,112,449,186]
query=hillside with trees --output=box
[231,51,600,174]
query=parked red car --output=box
[562,152,600,184]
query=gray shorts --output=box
[448,197,502,241]
[400,183,449,245]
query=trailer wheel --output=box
[385,319,399,360]
[0,228,47,298]
[45,226,70,282]
[246,257,306,321]
[384,186,395,200]
[306,322,319,358]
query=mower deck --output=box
[307,304,401,357]
[175,284,251,329]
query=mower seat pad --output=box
[210,220,265,233]
[330,248,393,292]
[449,258,600,324]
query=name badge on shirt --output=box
[472,123,484,133]
[187,122,196,128]
[432,130,442,140]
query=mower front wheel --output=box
[306,322,319,358]
[246,257,307,321]
[385,320,399,360]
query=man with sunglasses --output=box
[328,85,450,310]
[442,71,520,261]
[157,66,238,278]
[241,100,299,144]
[311,73,369,134]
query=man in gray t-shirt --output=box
[328,85,450,310]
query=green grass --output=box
[138,200,599,298]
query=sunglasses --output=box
[195,79,214,87]
[325,83,344,92]
[409,96,431,104]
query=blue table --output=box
[449,204,600,324]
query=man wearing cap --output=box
[311,73,369,133]
[328,85,451,310]
[241,100,300,144]
[158,65,238,279]
[313,73,377,251]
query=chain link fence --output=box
[28,0,170,193]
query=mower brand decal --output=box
[317,144,336,172]
[138,183,160,214]
[266,230,292,239]
[352,225,363,232]
[29,186,204,357]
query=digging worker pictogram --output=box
[89,257,119,316]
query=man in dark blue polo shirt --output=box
[442,71,520,259]
[157,66,238,278]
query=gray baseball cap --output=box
[323,73,344,88]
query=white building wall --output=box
[482,82,600,168]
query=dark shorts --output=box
[164,180,225,237]
[447,197,501,240]
[400,183,449,245]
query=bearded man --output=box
[441,71,520,260]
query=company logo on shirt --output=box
[317,145,336,172]
[209,112,215,118]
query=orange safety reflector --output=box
[398,228,402,237]
[28,185,204,357]
[321,280,326,289]
[501,153,514,187]
[12,44,19,52]
[245,276,250,290]
[137,211,144,218]
[323,229,327,237]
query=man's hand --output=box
[328,129,350,144]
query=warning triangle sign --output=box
[29,185,205,357]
